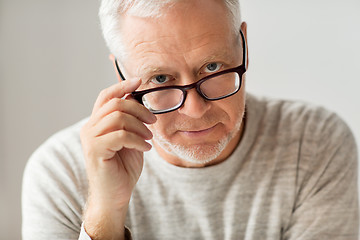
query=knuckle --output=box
[117,130,128,140]
[112,110,124,121]
[99,89,107,98]
[99,88,111,100]
[111,98,125,111]
[113,97,123,105]
[108,97,119,106]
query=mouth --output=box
[178,124,219,138]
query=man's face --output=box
[119,0,246,167]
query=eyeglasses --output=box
[115,29,247,114]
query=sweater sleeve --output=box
[79,223,133,240]
[79,223,92,240]
[22,122,134,240]
[283,111,359,240]
[22,129,87,240]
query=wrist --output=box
[83,201,128,240]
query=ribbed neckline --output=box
[143,93,265,184]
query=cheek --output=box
[218,92,246,125]
[148,114,174,135]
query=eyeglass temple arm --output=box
[240,29,247,71]
[114,58,126,81]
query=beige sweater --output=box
[22,93,359,240]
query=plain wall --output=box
[1,0,359,239]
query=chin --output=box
[152,107,245,166]
[153,128,234,165]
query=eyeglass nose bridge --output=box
[176,79,211,110]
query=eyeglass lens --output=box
[143,88,184,112]
[142,72,240,113]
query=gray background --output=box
[1,0,359,239]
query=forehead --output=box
[119,0,238,74]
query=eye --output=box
[151,74,171,84]
[204,62,222,73]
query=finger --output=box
[89,97,156,127]
[92,79,141,114]
[92,110,153,140]
[94,130,152,160]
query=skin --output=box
[80,0,248,239]
[120,1,248,168]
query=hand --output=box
[80,78,156,239]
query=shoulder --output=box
[25,118,88,177]
[23,117,89,208]
[247,93,357,192]
[246,92,357,179]
[246,93,355,144]
[22,118,89,237]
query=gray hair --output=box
[99,0,242,61]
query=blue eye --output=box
[151,75,170,84]
[204,63,222,73]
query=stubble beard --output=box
[152,112,244,165]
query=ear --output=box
[109,54,123,82]
[240,22,249,70]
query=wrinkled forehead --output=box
[118,0,239,64]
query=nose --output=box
[177,88,211,118]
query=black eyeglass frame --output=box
[115,29,247,114]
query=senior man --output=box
[22,0,359,239]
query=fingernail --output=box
[149,113,157,123]
[144,142,152,151]
[146,130,153,140]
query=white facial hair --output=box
[152,112,244,165]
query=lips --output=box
[178,124,219,137]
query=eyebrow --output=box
[137,49,236,77]
[137,66,165,77]
[201,50,234,65]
